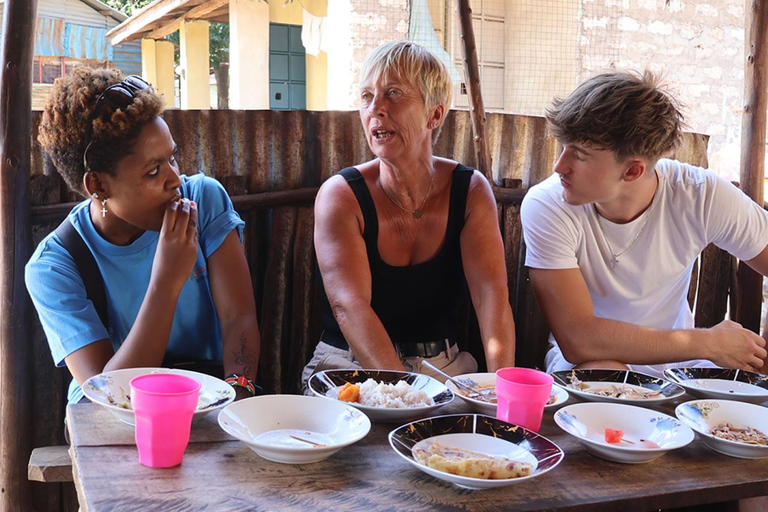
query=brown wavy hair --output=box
[546,70,685,163]
[37,67,164,196]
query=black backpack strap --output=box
[54,218,109,330]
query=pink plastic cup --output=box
[130,374,201,468]
[495,367,553,432]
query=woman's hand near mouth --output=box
[150,198,199,296]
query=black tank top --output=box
[320,163,473,349]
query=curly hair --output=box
[37,67,164,196]
[545,70,686,163]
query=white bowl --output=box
[308,369,453,422]
[554,402,694,464]
[552,369,685,406]
[664,367,768,404]
[444,373,569,415]
[82,367,235,426]
[218,394,371,464]
[389,414,564,490]
[675,399,768,459]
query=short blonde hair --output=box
[360,41,452,142]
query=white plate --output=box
[389,414,564,490]
[554,402,694,464]
[664,368,768,404]
[308,369,453,422]
[218,394,371,464]
[445,373,569,415]
[552,369,685,405]
[82,367,235,426]
[675,399,768,459]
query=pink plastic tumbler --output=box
[495,367,553,432]
[130,374,201,468]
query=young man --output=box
[521,70,768,378]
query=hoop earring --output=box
[100,198,108,218]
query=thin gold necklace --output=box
[594,203,653,269]
[379,170,434,219]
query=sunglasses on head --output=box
[83,75,153,173]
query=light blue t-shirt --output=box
[25,174,245,403]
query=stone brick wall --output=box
[326,0,410,110]
[581,0,750,177]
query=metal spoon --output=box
[421,361,495,402]
[289,435,327,448]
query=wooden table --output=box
[68,397,768,512]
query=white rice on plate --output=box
[358,378,434,408]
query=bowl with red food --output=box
[554,402,694,463]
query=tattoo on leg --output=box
[233,332,257,378]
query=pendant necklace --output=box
[379,169,434,219]
[594,203,653,270]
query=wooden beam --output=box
[454,0,493,183]
[0,0,36,510]
[108,0,195,45]
[736,0,768,332]
[147,0,228,40]
[30,186,527,226]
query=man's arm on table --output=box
[744,245,768,368]
[529,266,767,371]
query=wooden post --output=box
[736,0,768,332]
[454,0,493,183]
[0,0,36,510]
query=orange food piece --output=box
[338,382,360,402]
[604,427,624,444]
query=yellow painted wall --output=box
[180,20,211,109]
[270,0,327,21]
[270,0,328,110]
[155,40,176,108]
[269,0,302,24]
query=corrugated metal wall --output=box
[29,109,710,197]
[37,0,114,27]
[112,39,142,76]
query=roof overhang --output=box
[80,0,127,23]
[106,0,228,46]
[0,0,128,24]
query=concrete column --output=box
[229,0,270,109]
[306,52,327,111]
[155,40,176,108]
[180,19,210,109]
[141,38,158,86]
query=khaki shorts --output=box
[301,341,478,395]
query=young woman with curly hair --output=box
[26,67,261,403]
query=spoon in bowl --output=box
[421,361,496,403]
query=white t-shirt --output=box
[520,159,768,378]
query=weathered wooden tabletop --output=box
[67,397,768,512]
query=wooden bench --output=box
[28,445,72,483]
